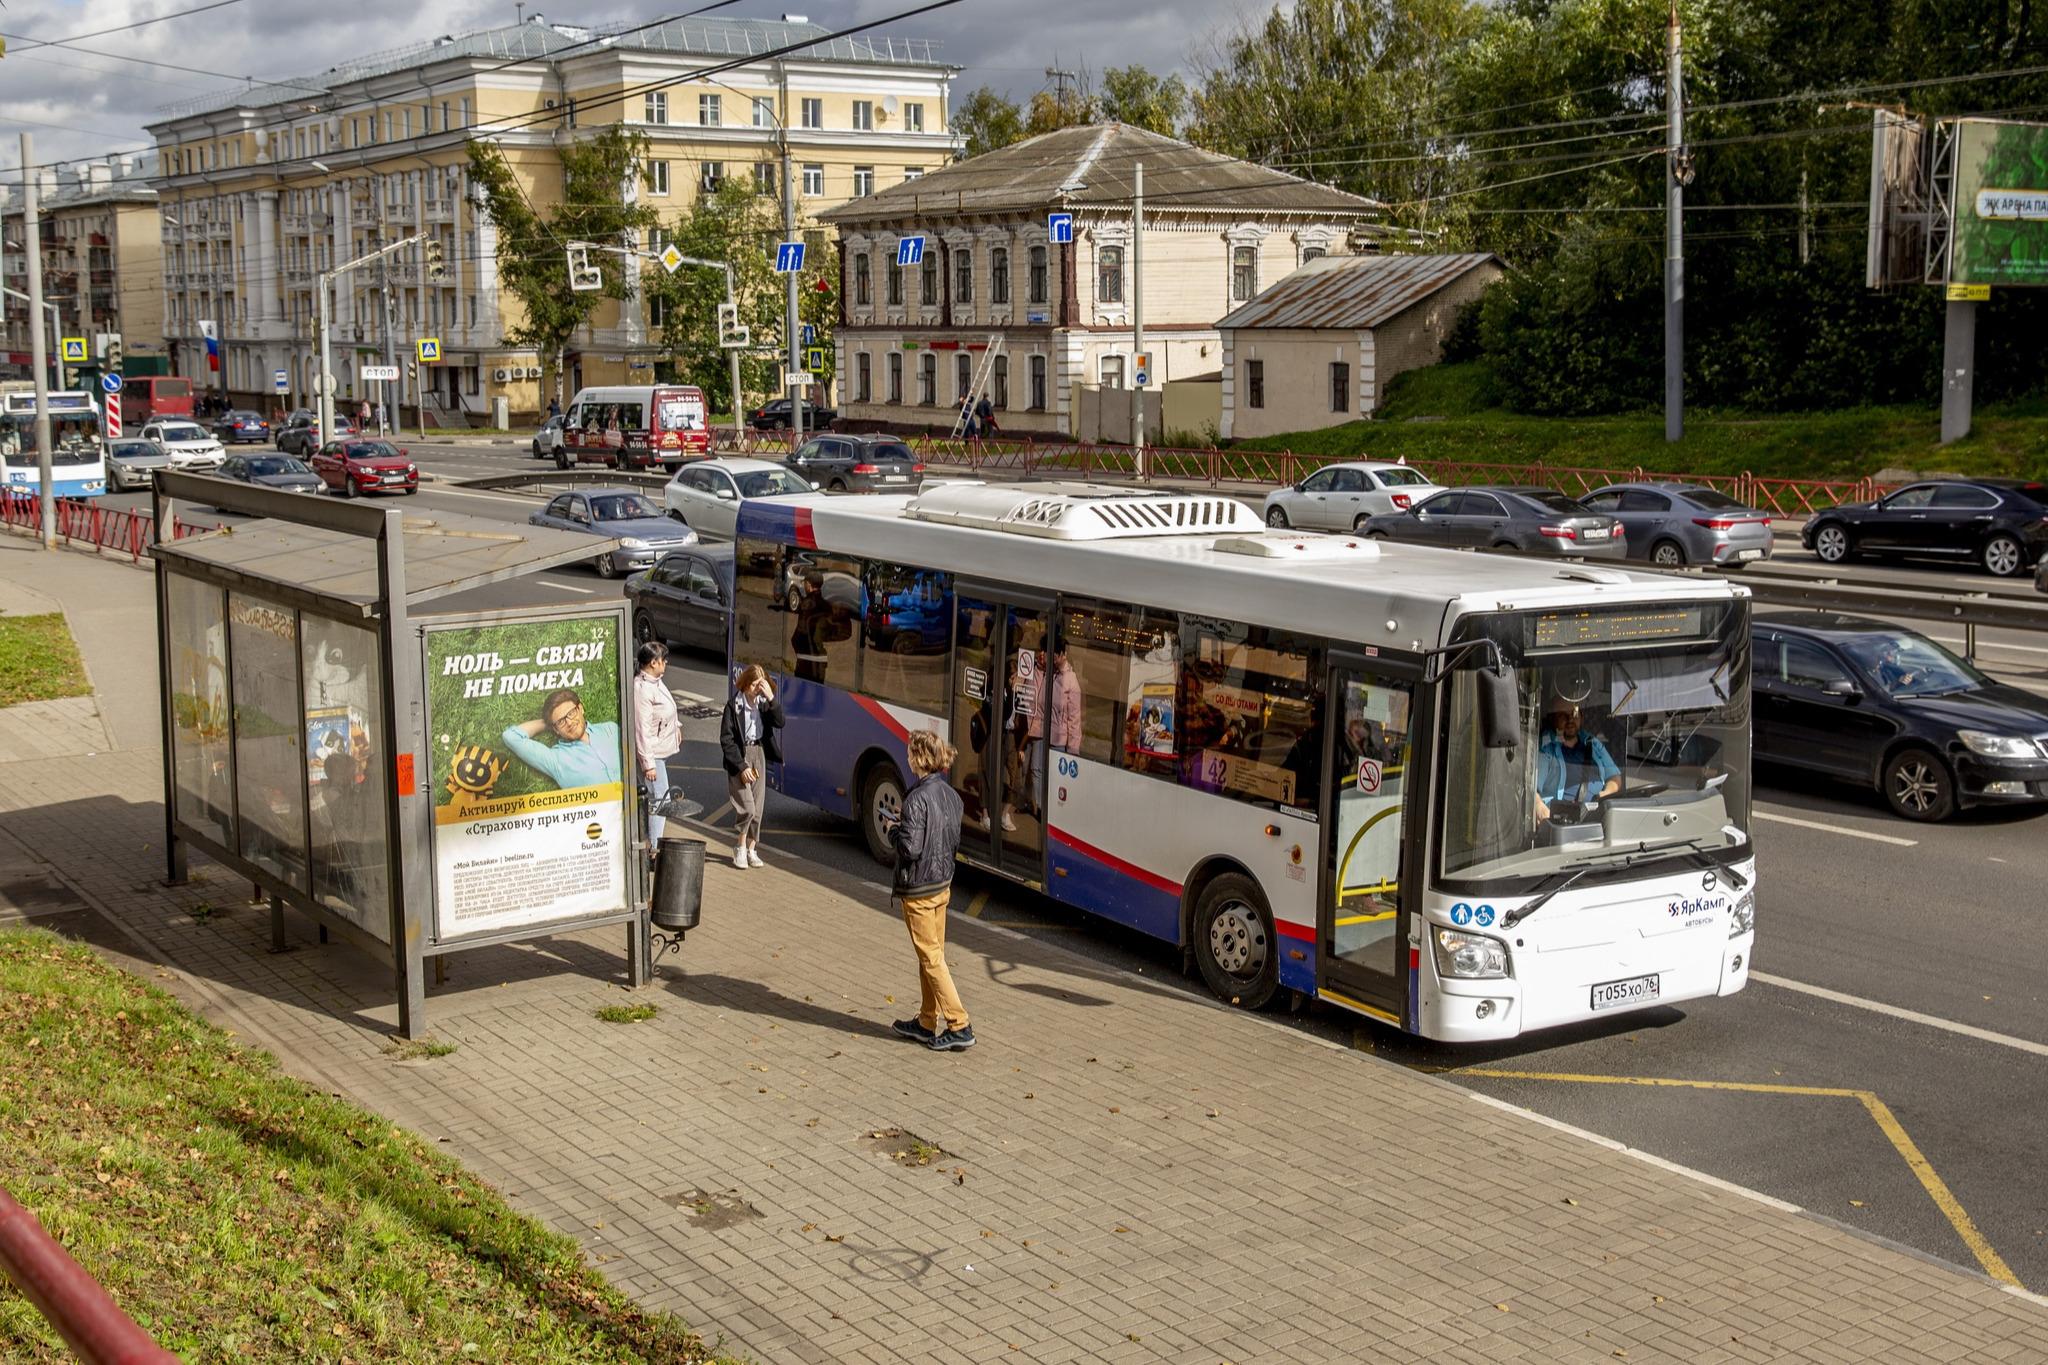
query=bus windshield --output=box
[1,413,101,463]
[1438,600,1751,889]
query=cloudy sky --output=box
[0,0,1258,176]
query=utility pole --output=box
[1131,160,1146,476]
[380,248,399,439]
[1046,64,1077,115]
[21,134,55,549]
[1664,1,1684,444]
[779,63,802,447]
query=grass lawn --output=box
[1231,362,2048,483]
[0,614,91,708]
[0,929,737,1364]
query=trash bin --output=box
[493,395,510,429]
[650,835,704,934]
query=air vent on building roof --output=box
[905,482,1264,541]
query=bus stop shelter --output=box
[148,470,649,1037]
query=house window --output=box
[888,352,903,402]
[886,252,903,306]
[856,351,871,401]
[854,253,872,305]
[991,246,1010,304]
[957,352,973,404]
[1029,355,1048,410]
[1301,245,1326,264]
[1100,355,1125,389]
[802,164,823,196]
[754,163,777,195]
[993,355,1009,408]
[954,247,973,305]
[650,295,667,327]
[903,167,924,181]
[1330,361,1350,413]
[852,100,874,131]
[442,101,451,131]
[918,353,936,405]
[645,92,669,125]
[1246,359,1265,409]
[645,160,670,195]
[853,166,874,197]
[1232,245,1258,302]
[699,94,721,126]
[753,97,775,128]
[905,103,925,132]
[1098,245,1124,304]
[920,253,938,307]
[801,98,823,129]
[384,111,394,142]
[700,162,723,192]
[459,97,471,128]
[1029,245,1048,304]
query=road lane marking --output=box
[1928,634,2048,657]
[1754,811,1917,846]
[1751,971,2048,1059]
[965,891,989,919]
[543,582,595,595]
[1463,1069,2023,1288]
[415,485,544,507]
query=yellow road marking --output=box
[964,891,989,920]
[1465,1069,2022,1288]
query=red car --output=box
[310,438,418,497]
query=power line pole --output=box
[1131,160,1146,476]
[780,62,802,448]
[1664,0,1685,444]
[21,134,55,549]
[1046,64,1077,114]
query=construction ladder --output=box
[949,333,1006,439]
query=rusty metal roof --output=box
[820,123,1383,226]
[1216,252,1502,332]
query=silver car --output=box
[1263,460,1443,531]
[527,487,699,578]
[1580,483,1775,569]
[105,438,172,491]
[1361,485,1627,558]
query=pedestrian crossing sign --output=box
[805,346,826,372]
[416,337,441,363]
[61,337,88,363]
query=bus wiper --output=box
[1672,846,1748,890]
[1501,864,1595,930]
[1502,837,1716,930]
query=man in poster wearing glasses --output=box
[502,687,623,790]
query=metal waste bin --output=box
[650,835,704,934]
[492,395,510,429]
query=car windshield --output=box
[344,442,400,459]
[112,442,162,458]
[1836,632,1987,698]
[1685,488,1748,511]
[1375,467,1432,487]
[1515,489,1588,515]
[737,469,811,498]
[248,457,311,476]
[159,423,208,441]
[869,442,916,462]
[590,494,659,521]
[1439,600,1751,889]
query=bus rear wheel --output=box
[859,762,906,866]
[1192,872,1279,1010]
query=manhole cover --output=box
[679,703,719,720]
[662,1186,763,1231]
[865,1127,947,1168]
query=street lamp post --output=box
[20,133,56,548]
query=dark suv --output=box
[786,434,924,493]
[748,398,836,431]
[1802,478,2048,577]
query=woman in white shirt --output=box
[631,641,683,858]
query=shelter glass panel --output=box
[229,594,308,889]
[302,617,391,942]
[166,572,234,848]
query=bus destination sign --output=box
[1533,606,1706,649]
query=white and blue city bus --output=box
[731,482,1755,1042]
[0,387,108,499]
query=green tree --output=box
[1098,65,1190,137]
[466,126,657,405]
[1026,88,1097,137]
[641,179,784,414]
[953,87,1027,158]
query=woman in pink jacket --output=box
[631,640,683,859]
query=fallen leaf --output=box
[1849,1200,1865,1208]
[801,1223,817,1232]
[1108,1106,1121,1114]
[979,1229,994,1238]
[823,1233,844,1243]
[1495,1303,1511,1312]
[1113,1225,1131,1234]
[885,994,895,1003]
[1023,1092,1036,1100]
[1562,1197,1578,1206]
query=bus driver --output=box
[1533,698,1620,821]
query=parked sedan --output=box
[786,434,924,493]
[212,409,272,444]
[1802,478,2048,577]
[103,438,172,491]
[748,398,836,431]
[139,419,225,471]
[1361,485,1626,558]
[625,544,734,655]
[218,453,322,494]
[1579,482,1774,568]
[1263,460,1443,531]
[277,412,357,455]
[662,458,814,540]
[1752,613,2048,821]
[308,439,417,497]
[531,414,565,459]
[530,488,699,578]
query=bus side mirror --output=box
[1478,666,1518,750]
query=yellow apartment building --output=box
[1,154,164,384]
[143,14,960,422]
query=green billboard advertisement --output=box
[1951,118,2048,287]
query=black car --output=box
[218,452,322,494]
[1801,478,2048,577]
[748,398,836,431]
[1361,485,1626,559]
[1752,613,2048,821]
[786,433,924,493]
[212,409,272,444]
[625,545,734,655]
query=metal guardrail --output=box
[458,470,670,493]
[1728,568,2048,659]
[0,492,220,562]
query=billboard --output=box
[1949,118,2048,286]
[1866,111,1930,288]
[424,615,629,942]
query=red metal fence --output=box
[0,493,217,562]
[0,1187,179,1364]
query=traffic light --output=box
[717,302,750,350]
[424,238,446,282]
[407,361,418,381]
[104,334,123,371]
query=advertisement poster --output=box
[426,615,627,941]
[1951,118,2048,286]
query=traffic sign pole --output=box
[21,133,54,548]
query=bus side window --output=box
[1178,619,1320,814]
[1060,599,1179,778]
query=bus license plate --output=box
[1590,973,1659,1011]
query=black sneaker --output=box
[892,1017,936,1042]
[927,1025,977,1052]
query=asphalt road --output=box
[116,439,2048,1289]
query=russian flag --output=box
[199,319,219,372]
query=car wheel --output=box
[339,478,355,499]
[859,762,906,866]
[1983,533,2025,578]
[1366,530,1389,540]
[1192,872,1279,1010]
[786,583,804,612]
[1651,539,1686,568]
[667,508,688,523]
[828,479,848,493]
[594,553,618,580]
[892,632,920,656]
[1265,505,1290,529]
[1352,515,1372,533]
[555,449,571,471]
[1883,746,1955,822]
[633,611,657,646]
[1813,523,1851,563]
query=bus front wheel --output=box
[1192,873,1279,1010]
[859,762,906,866]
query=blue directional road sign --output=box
[774,241,807,273]
[896,235,925,267]
[100,372,124,395]
[1047,212,1074,244]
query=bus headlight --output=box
[1434,928,1509,979]
[1729,891,1755,938]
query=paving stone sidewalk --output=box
[4,534,2047,1365]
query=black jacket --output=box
[719,692,785,775]
[892,772,963,897]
